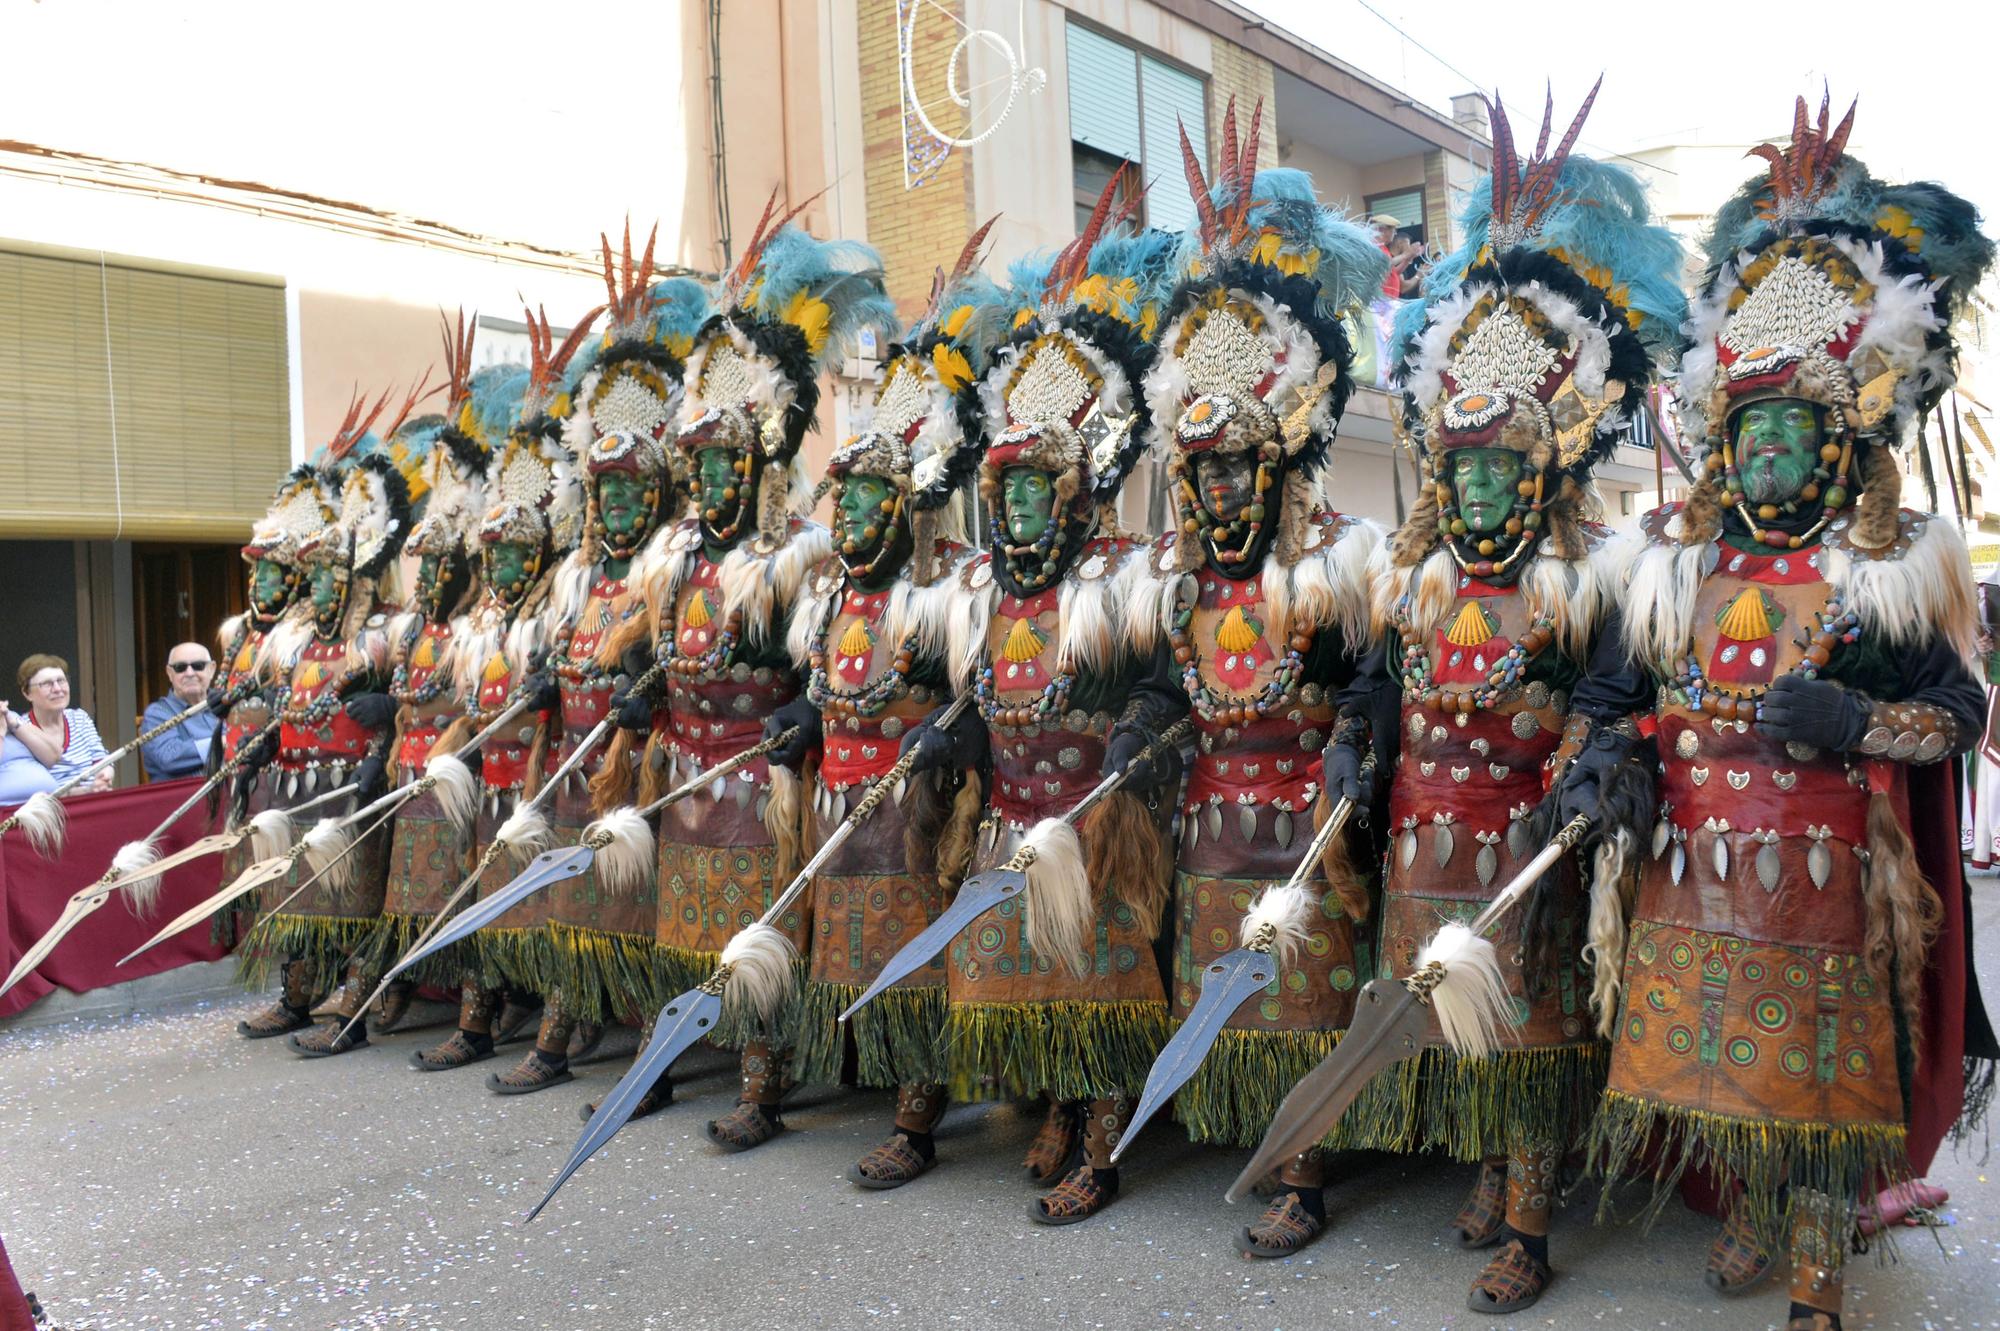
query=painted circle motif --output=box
[1209,927,1232,951]
[1780,1044,1811,1078]
[1851,973,1875,1000]
[1666,1024,1694,1055]
[1668,939,1695,970]
[1725,1037,1758,1067]
[976,924,1004,954]
[1844,1047,1873,1077]
[997,956,1015,976]
[1626,1015,1645,1043]
[1637,937,1658,965]
[1331,965,1355,990]
[1112,945,1138,974]
[1196,886,1213,908]
[1740,959,1767,983]
[1259,998,1284,1022]
[1284,970,1307,993]
[1783,961,1812,989]
[1305,931,1332,958]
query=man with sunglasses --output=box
[140,644,220,780]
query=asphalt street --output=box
[2,879,1996,1331]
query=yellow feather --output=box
[932,343,973,392]
[782,290,833,355]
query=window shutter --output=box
[0,246,289,541]
[1066,24,1141,164]
[1140,56,1206,233]
[1367,189,1424,227]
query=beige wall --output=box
[296,292,444,456]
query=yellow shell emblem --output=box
[1444,602,1498,648]
[1000,617,1047,664]
[481,652,511,685]
[838,617,873,659]
[1716,589,1781,642]
[683,588,713,630]
[1216,606,1259,655]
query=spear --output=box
[0,719,279,999]
[1225,812,1592,1200]
[381,723,799,984]
[837,718,1193,1023]
[116,693,537,968]
[525,692,975,1221]
[0,694,228,860]
[1110,769,1369,1162]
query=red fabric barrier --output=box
[0,777,229,1020]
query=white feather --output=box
[1414,921,1514,1060]
[720,921,799,1025]
[301,817,356,895]
[247,808,294,862]
[1240,883,1315,970]
[423,753,479,834]
[112,840,163,916]
[495,803,553,863]
[586,807,655,896]
[12,791,65,859]
[717,521,834,649]
[1020,818,1092,976]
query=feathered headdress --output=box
[1144,98,1387,571]
[974,179,1177,589]
[1390,83,1687,573]
[243,463,339,568]
[406,314,494,563]
[573,223,711,489]
[1678,92,1996,550]
[826,217,1013,586]
[679,192,900,547]
[295,384,421,582]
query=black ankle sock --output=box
[1504,1227,1549,1267]
[458,1027,495,1049]
[531,1046,568,1071]
[1789,1302,1839,1329]
[900,1129,936,1161]
[746,1099,782,1126]
[1090,1166,1119,1193]
[1291,1185,1326,1223]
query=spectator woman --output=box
[0,698,58,805]
[15,655,111,794]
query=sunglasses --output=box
[169,661,212,674]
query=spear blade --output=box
[837,865,1024,1023]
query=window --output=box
[1364,187,1426,245]
[1066,22,1207,233]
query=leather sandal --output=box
[1022,1101,1080,1183]
[286,1020,368,1058]
[485,1049,573,1095]
[847,1133,933,1189]
[707,1101,784,1152]
[1467,1238,1551,1314]
[1030,1166,1116,1225]
[410,1030,495,1071]
[238,1001,311,1039]
[1235,1191,1324,1258]
[1453,1161,1508,1249]
[1703,1208,1774,1295]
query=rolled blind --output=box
[1140,56,1206,233]
[0,244,289,541]
[1066,23,1141,163]
[1368,189,1423,226]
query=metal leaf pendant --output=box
[1755,842,1781,894]
[1711,834,1730,883]
[1274,810,1293,850]
[1205,800,1223,843]
[1433,822,1456,869]
[1507,818,1532,859]
[1186,812,1200,852]
[1670,840,1686,886]
[1808,841,1831,890]
[754,792,769,823]
[734,780,753,809]
[1652,819,1670,860]
[1239,805,1257,844]
[711,775,727,803]
[286,770,300,800]
[1476,842,1498,887]
[1399,829,1418,870]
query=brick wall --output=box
[1206,34,1277,173]
[859,0,976,319]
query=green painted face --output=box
[485,541,534,597]
[1734,399,1823,505]
[838,474,895,554]
[696,447,739,516]
[1450,448,1524,535]
[1002,467,1057,544]
[595,470,653,542]
[416,553,445,598]
[307,564,346,626]
[1193,451,1255,524]
[249,558,291,614]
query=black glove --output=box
[205,686,231,713]
[1102,723,1182,794]
[1757,675,1871,751]
[612,688,654,733]
[352,751,388,803]
[237,726,280,776]
[521,672,560,714]
[1322,738,1375,806]
[897,704,989,776]
[1547,722,1643,829]
[618,641,657,683]
[342,691,397,731]
[764,696,821,771]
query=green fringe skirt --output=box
[1343,1042,1608,1158]
[1175,1026,1347,1149]
[236,913,375,996]
[945,999,1172,1104]
[791,979,948,1088]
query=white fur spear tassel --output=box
[300,817,357,896]
[720,922,799,1025]
[1412,922,1514,1061]
[424,753,479,835]
[1019,818,1092,977]
[1240,884,1315,970]
[13,792,65,859]
[583,807,655,896]
[111,840,164,916]
[246,808,294,862]
[494,802,554,864]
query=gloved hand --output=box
[1322,737,1375,806]
[352,751,388,803]
[898,704,989,775]
[764,696,821,771]
[1103,724,1183,794]
[237,726,280,777]
[521,672,560,714]
[1757,675,1871,751]
[342,691,397,730]
[1547,722,1642,829]
[618,641,657,683]
[612,688,654,732]
[205,686,233,713]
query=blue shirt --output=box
[0,732,57,805]
[140,693,220,780]
[42,708,109,787]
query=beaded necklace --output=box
[1168,441,1280,568]
[1670,589,1858,724]
[974,589,1074,727]
[281,650,366,728]
[1432,460,1546,579]
[1708,415,1856,550]
[390,618,456,707]
[1167,572,1314,725]
[661,553,745,680]
[1396,596,1556,714]
[805,586,916,720]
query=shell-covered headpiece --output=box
[679,192,899,547]
[478,306,598,559]
[825,219,1014,585]
[1144,99,1388,570]
[294,384,419,581]
[1390,84,1687,573]
[1677,93,1995,549]
[975,181,1178,590]
[243,463,339,567]
[405,313,496,562]
[573,223,710,487]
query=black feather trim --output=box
[435,422,492,478]
[349,453,414,580]
[704,312,820,465]
[590,338,687,391]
